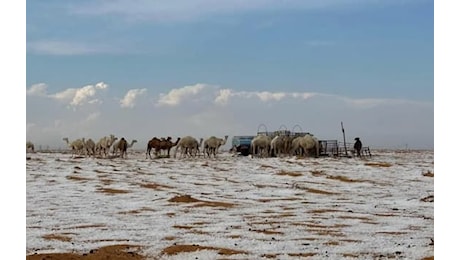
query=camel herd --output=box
[61,135,137,158]
[249,133,320,158]
[26,133,320,159]
[146,135,229,159]
[25,134,229,159]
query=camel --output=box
[84,138,96,157]
[290,136,304,156]
[174,136,203,159]
[190,138,204,157]
[113,139,137,157]
[283,135,295,156]
[160,137,181,157]
[296,134,320,158]
[146,137,180,159]
[251,134,271,158]
[270,135,278,157]
[95,134,118,158]
[157,137,171,157]
[116,137,129,158]
[203,135,228,158]
[274,135,294,157]
[146,137,161,159]
[26,141,35,153]
[63,137,86,157]
[266,135,292,157]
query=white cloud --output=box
[71,85,100,106]
[69,0,424,23]
[229,90,316,103]
[255,91,286,102]
[27,40,119,56]
[290,92,317,99]
[26,83,48,96]
[50,88,78,103]
[157,83,207,107]
[27,82,109,108]
[27,82,434,149]
[339,96,428,109]
[95,82,109,90]
[157,86,318,107]
[120,88,147,108]
[214,88,233,105]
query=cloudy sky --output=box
[25,0,434,150]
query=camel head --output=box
[220,135,229,145]
[109,134,117,143]
[111,136,118,143]
[173,137,181,146]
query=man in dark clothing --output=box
[354,137,362,157]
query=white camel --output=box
[191,138,204,157]
[251,134,271,158]
[299,134,320,157]
[270,135,292,157]
[95,134,118,158]
[290,136,303,156]
[174,136,203,159]
[203,135,228,158]
[63,137,86,157]
[270,135,281,157]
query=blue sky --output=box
[25,0,434,149]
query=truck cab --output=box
[231,136,255,156]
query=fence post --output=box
[341,122,348,156]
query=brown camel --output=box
[157,137,172,156]
[113,139,137,157]
[146,137,161,159]
[117,137,128,158]
[146,137,180,159]
[159,137,181,157]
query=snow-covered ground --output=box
[26,149,433,259]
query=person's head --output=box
[355,137,360,141]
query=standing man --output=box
[354,137,362,157]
